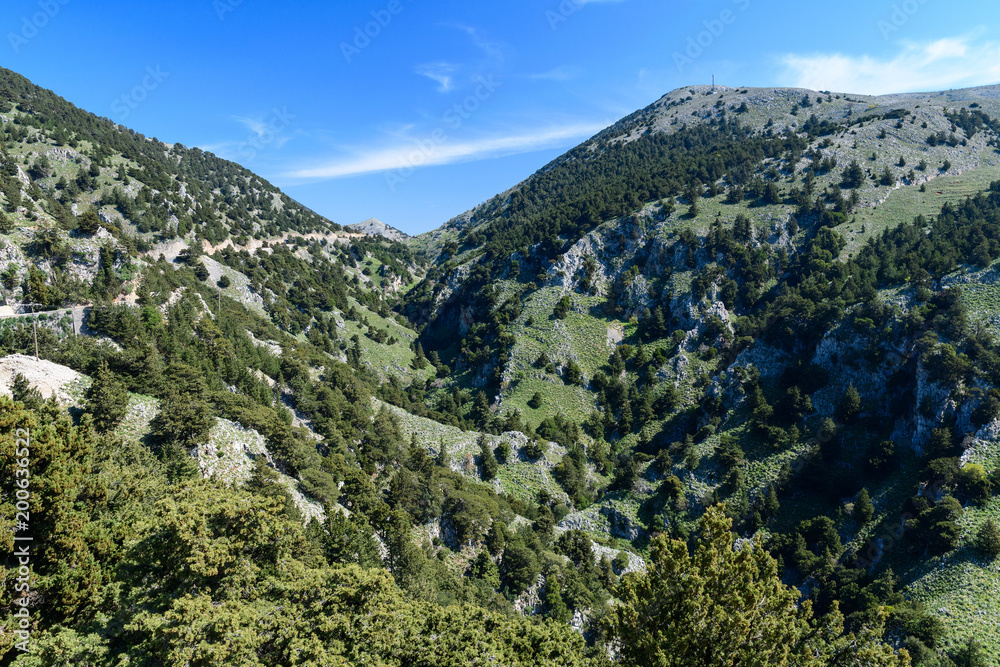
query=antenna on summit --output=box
[712,75,715,91]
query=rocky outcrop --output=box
[347,218,410,242]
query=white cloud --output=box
[416,63,456,92]
[284,123,606,180]
[233,116,269,136]
[453,24,505,62]
[781,36,1000,95]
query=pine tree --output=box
[605,506,908,666]
[26,266,51,306]
[479,436,498,481]
[837,385,861,424]
[528,392,543,409]
[0,209,13,233]
[764,485,780,518]
[855,488,874,525]
[564,360,583,386]
[472,391,491,428]
[411,342,427,370]
[496,439,511,464]
[841,160,865,189]
[77,208,101,235]
[150,364,214,457]
[85,361,129,433]
[619,400,634,434]
[93,245,121,299]
[543,575,570,623]
[435,439,450,469]
[10,372,42,410]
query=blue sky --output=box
[4,0,1000,235]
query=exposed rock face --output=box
[348,218,410,242]
[547,234,608,293]
[601,505,646,541]
[0,353,85,405]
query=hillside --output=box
[396,83,1000,662]
[3,71,1000,665]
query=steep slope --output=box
[391,83,1000,660]
[2,68,997,664]
[0,68,640,666]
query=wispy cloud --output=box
[781,36,1000,95]
[454,24,505,62]
[233,115,269,136]
[416,63,456,92]
[284,123,606,180]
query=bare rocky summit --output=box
[348,217,410,241]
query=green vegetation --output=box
[10,70,1000,663]
[606,507,907,666]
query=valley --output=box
[2,67,1000,665]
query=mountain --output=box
[399,83,1000,660]
[1,69,999,665]
[348,217,410,242]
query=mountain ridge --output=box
[2,69,1000,664]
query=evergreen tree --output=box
[951,637,990,667]
[496,439,511,464]
[93,245,121,299]
[543,575,570,623]
[604,506,908,666]
[10,371,42,410]
[77,209,101,235]
[855,488,874,525]
[563,360,583,386]
[528,391,543,409]
[85,361,129,433]
[837,385,861,424]
[764,485,780,518]
[26,266,51,306]
[554,295,572,319]
[479,436,498,481]
[841,160,865,189]
[150,364,214,457]
[467,550,500,590]
[619,400,633,434]
[472,391,492,428]
[435,439,450,468]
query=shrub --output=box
[976,520,1000,558]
